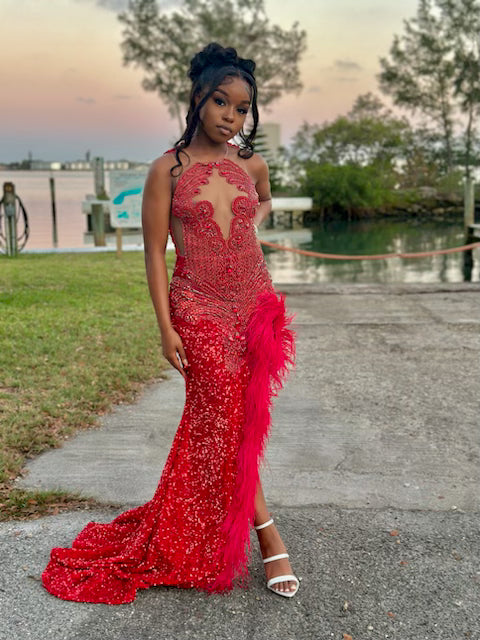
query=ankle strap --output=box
[254,517,274,530]
[263,552,289,564]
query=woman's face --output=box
[196,75,252,142]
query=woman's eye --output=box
[214,97,225,106]
[238,108,248,115]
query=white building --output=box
[260,122,282,156]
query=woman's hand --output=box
[161,327,189,380]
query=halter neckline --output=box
[185,141,236,167]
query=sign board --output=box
[109,170,148,228]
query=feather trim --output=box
[206,289,296,592]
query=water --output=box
[2,170,479,283]
[264,218,480,283]
[1,170,94,250]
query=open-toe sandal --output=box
[254,517,299,598]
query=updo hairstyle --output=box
[170,42,259,175]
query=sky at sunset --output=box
[1,0,419,163]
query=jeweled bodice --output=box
[166,148,274,371]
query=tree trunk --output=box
[464,100,474,180]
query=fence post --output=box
[49,176,58,247]
[3,182,18,257]
[116,227,122,257]
[92,157,106,246]
[464,177,475,228]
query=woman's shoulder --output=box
[153,147,178,166]
[248,150,268,170]
[240,150,269,183]
[147,149,179,178]
[231,145,268,182]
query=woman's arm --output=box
[142,155,174,334]
[141,155,189,379]
[253,154,272,227]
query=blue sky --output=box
[1,0,419,162]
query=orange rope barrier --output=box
[259,239,480,260]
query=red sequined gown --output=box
[41,144,296,604]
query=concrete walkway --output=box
[2,283,479,640]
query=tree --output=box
[378,0,457,173]
[281,94,412,216]
[347,92,386,120]
[118,0,307,134]
[302,163,395,218]
[437,0,480,178]
[317,97,409,171]
[284,93,409,181]
[398,127,444,187]
[379,0,480,177]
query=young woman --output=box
[41,43,298,603]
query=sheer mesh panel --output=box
[170,166,245,256]
[169,213,185,256]
[191,167,241,241]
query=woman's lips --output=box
[217,126,232,136]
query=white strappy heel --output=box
[254,517,299,598]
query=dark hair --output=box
[170,42,259,176]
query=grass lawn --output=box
[0,250,175,521]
